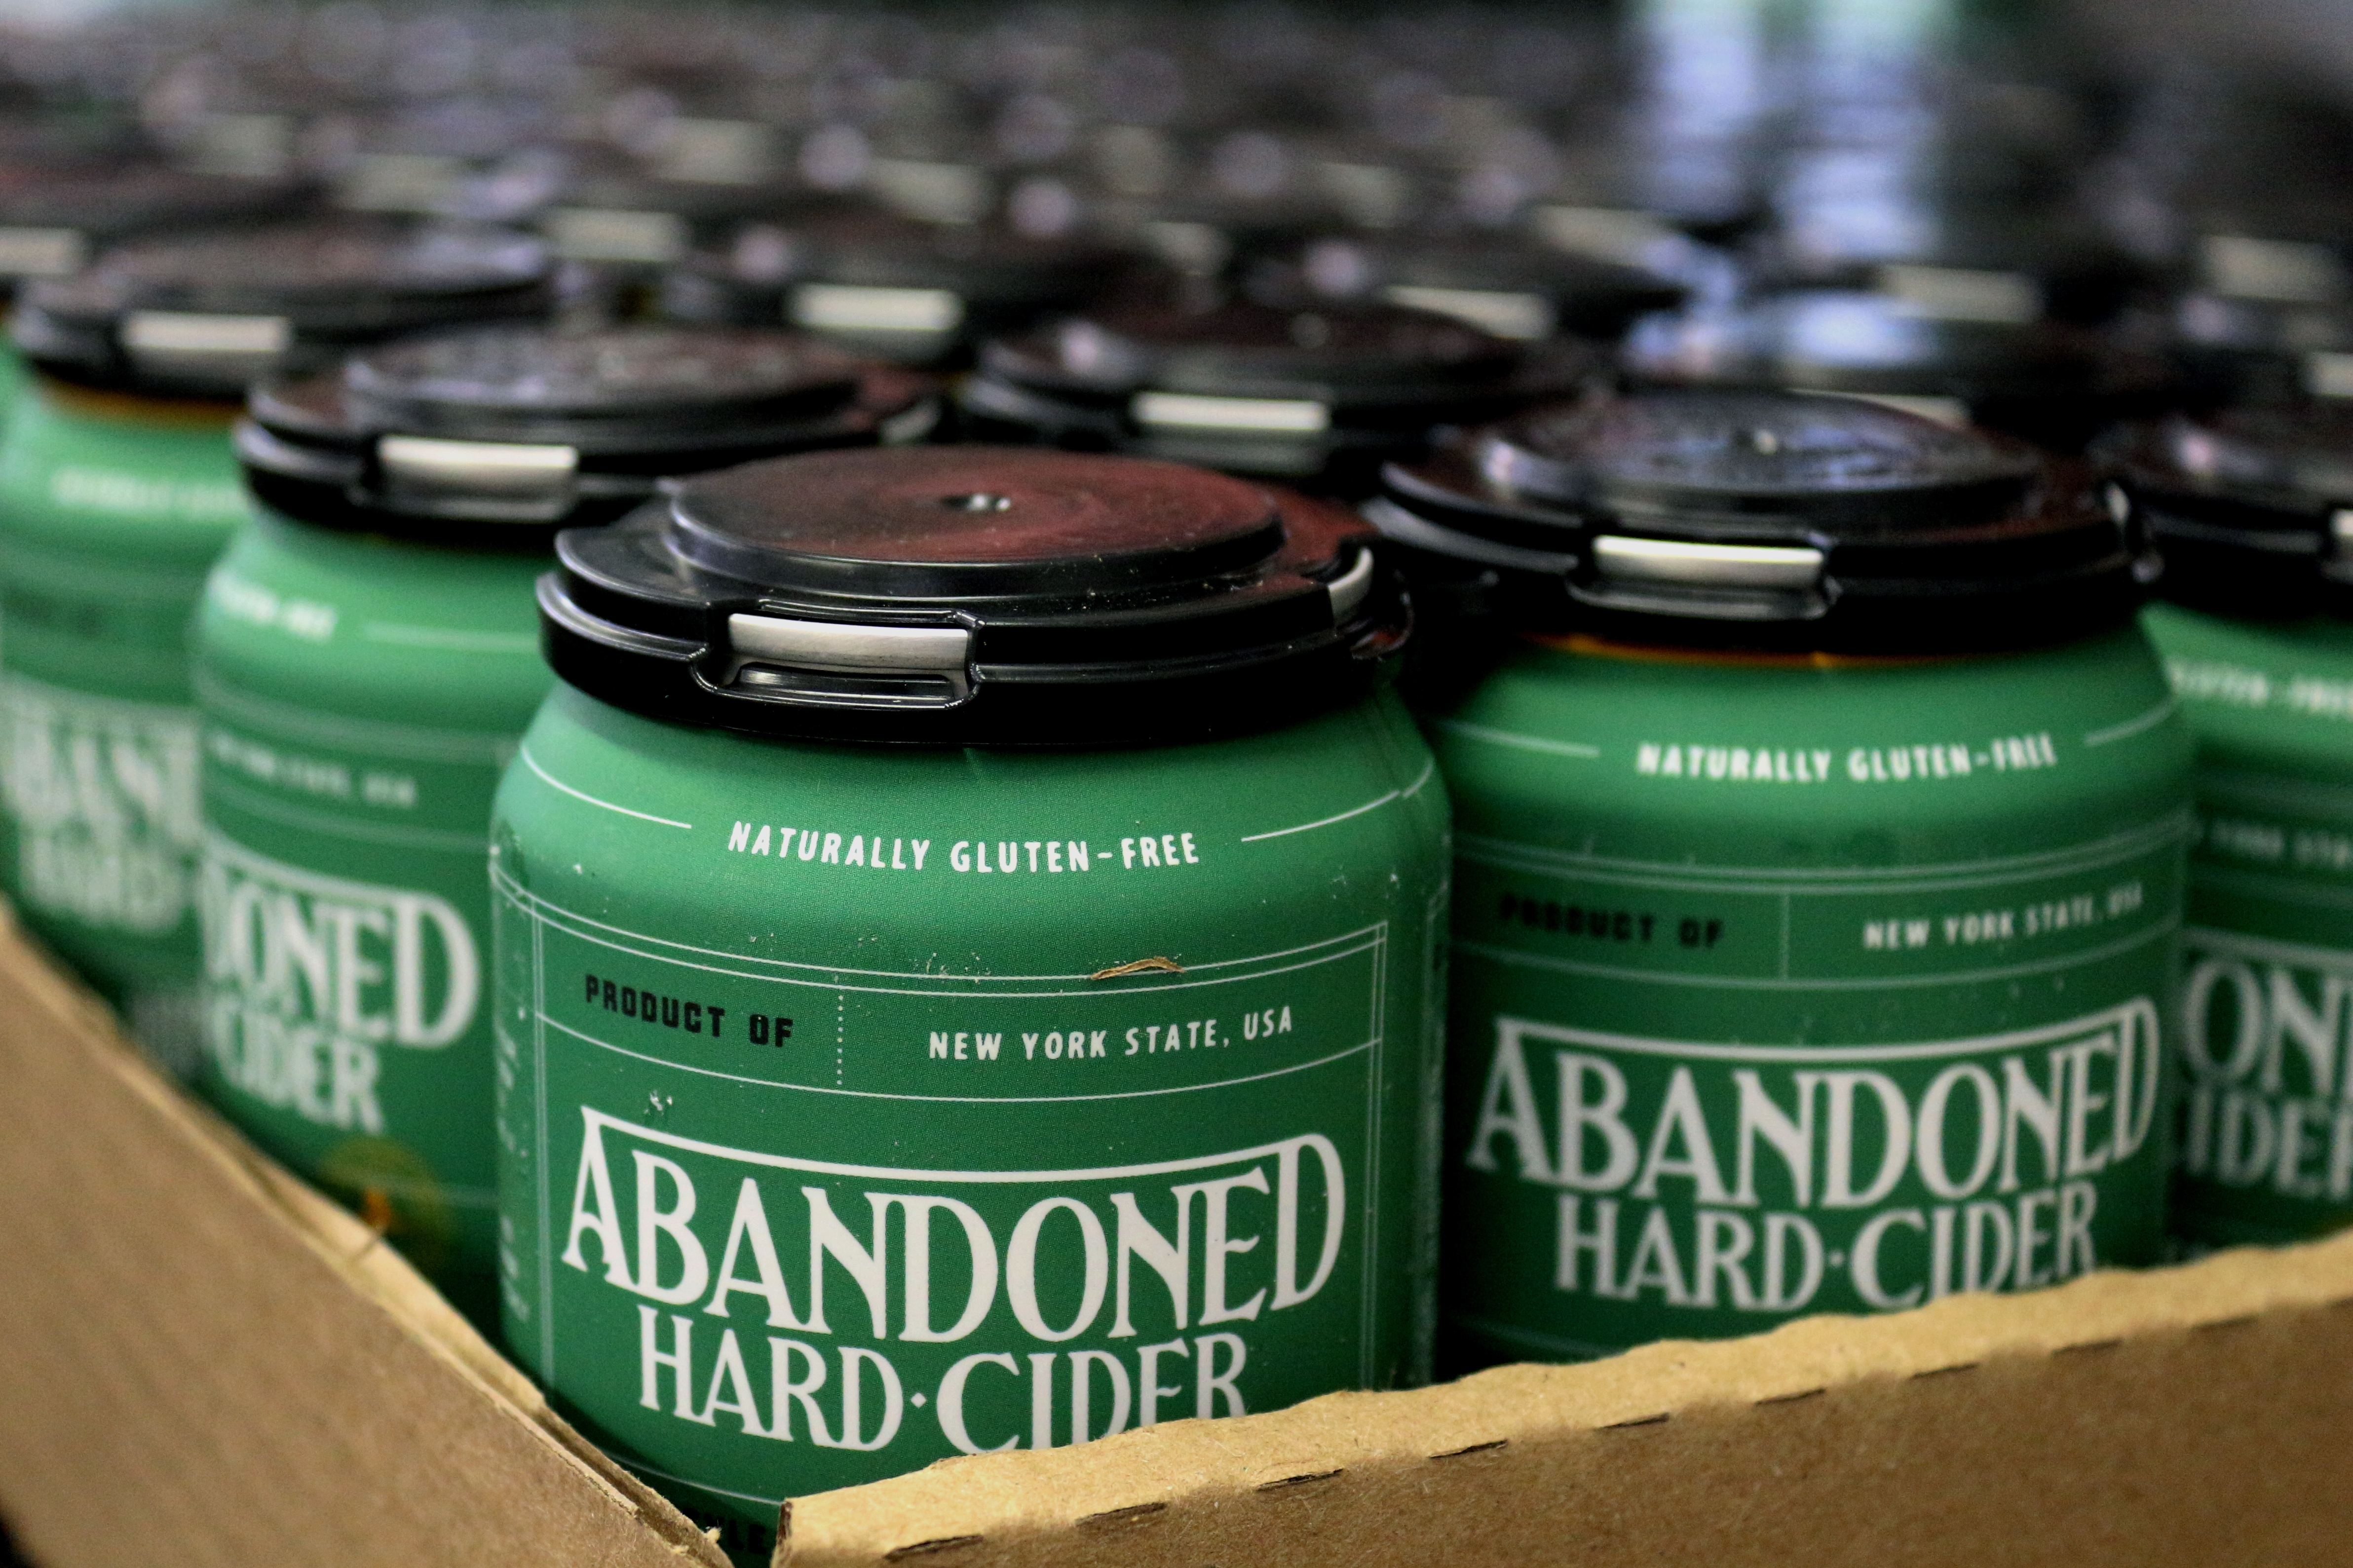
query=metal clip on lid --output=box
[1131,391,1332,434]
[0,227,85,280]
[2330,511,2353,578]
[121,310,292,375]
[1585,535,1829,621]
[791,284,965,336]
[377,435,580,521]
[720,615,975,709]
[1322,548,1377,622]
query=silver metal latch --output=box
[723,614,975,709]
[790,283,965,335]
[1591,535,1825,591]
[541,206,689,265]
[378,435,579,518]
[1324,549,1376,623]
[0,227,84,279]
[1379,284,1555,341]
[1577,534,1829,621]
[1131,391,1331,434]
[121,311,291,373]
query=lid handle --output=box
[0,227,85,279]
[1324,547,1376,623]
[1131,391,1331,434]
[1592,535,1824,591]
[378,435,579,519]
[719,613,975,711]
[791,283,965,335]
[121,310,291,373]
[728,614,971,672]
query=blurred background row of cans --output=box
[0,0,2346,430]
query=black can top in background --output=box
[661,208,1128,366]
[240,322,936,541]
[1622,288,2179,455]
[1372,387,2146,654]
[2106,396,2353,617]
[1255,230,1690,345]
[14,218,554,400]
[961,275,1594,495]
[0,162,313,299]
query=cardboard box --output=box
[3,905,2352,1568]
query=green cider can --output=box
[2116,399,2353,1248]
[0,218,550,1070]
[1368,390,2194,1367]
[196,324,934,1327]
[497,447,1445,1549]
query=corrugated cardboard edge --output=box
[0,907,726,1568]
[777,1223,2353,1566]
[9,892,2353,1568]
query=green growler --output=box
[197,324,933,1327]
[496,447,1444,1549]
[0,219,549,1069]
[1371,390,2193,1366]
[2117,398,2353,1248]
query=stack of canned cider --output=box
[11,4,2353,1561]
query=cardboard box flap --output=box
[228,1133,696,1535]
[777,1236,2353,1568]
[0,911,725,1568]
[6,895,2353,1568]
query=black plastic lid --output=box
[1371,389,2143,651]
[239,324,936,538]
[799,212,1125,305]
[662,210,1126,363]
[1622,290,2179,454]
[13,219,554,399]
[0,162,312,289]
[2107,404,2353,612]
[989,295,1521,399]
[1274,233,1689,343]
[1755,200,2145,325]
[541,171,815,270]
[2168,289,2353,410]
[960,286,1585,491]
[1120,189,1359,279]
[541,445,1405,746]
